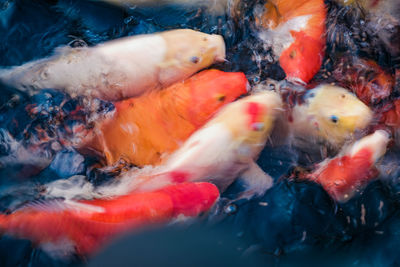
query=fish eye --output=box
[216,94,226,102]
[190,56,200,64]
[330,115,339,123]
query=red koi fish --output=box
[0,182,219,256]
[300,130,389,202]
[77,69,248,167]
[256,0,327,84]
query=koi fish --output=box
[0,182,219,256]
[0,29,225,101]
[77,69,248,167]
[255,0,327,84]
[299,130,389,202]
[290,84,373,148]
[331,56,395,106]
[379,99,400,144]
[93,91,283,200]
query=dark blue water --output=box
[0,0,399,266]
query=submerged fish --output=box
[334,0,400,58]
[300,130,389,202]
[255,0,326,84]
[331,56,395,106]
[0,29,225,101]
[379,99,400,144]
[78,69,248,167]
[289,84,373,148]
[99,91,283,200]
[0,182,219,256]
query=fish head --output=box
[305,84,373,146]
[186,69,248,126]
[159,29,225,85]
[213,91,283,156]
[279,31,325,84]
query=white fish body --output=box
[0,29,225,101]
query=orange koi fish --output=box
[0,182,219,256]
[300,130,389,202]
[255,0,326,84]
[0,29,225,101]
[78,69,248,167]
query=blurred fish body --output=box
[380,100,400,144]
[0,182,219,256]
[256,0,326,84]
[303,130,389,202]
[0,29,225,101]
[78,69,248,167]
[332,57,395,106]
[111,91,283,199]
[290,84,373,148]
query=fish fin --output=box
[21,198,104,214]
[157,59,181,86]
[20,199,70,212]
[40,238,77,259]
[234,162,274,201]
[45,175,96,200]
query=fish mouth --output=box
[209,34,226,63]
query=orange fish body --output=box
[257,0,326,84]
[303,130,389,202]
[79,69,248,167]
[0,182,219,256]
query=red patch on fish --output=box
[246,102,264,130]
[0,182,219,256]
[169,171,190,183]
[160,182,219,217]
[311,147,375,202]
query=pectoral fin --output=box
[157,59,181,86]
[234,161,274,201]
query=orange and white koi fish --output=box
[0,182,219,256]
[255,0,327,84]
[0,29,225,101]
[300,130,389,202]
[89,91,283,200]
[77,69,248,167]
